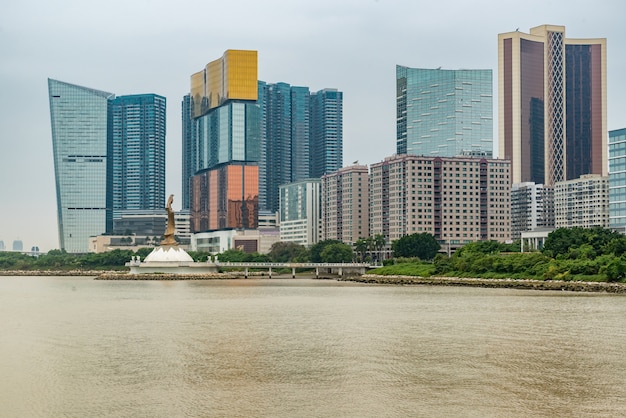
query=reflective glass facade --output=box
[192,102,260,170]
[257,82,312,213]
[396,66,493,158]
[48,79,114,253]
[310,89,343,178]
[609,129,626,228]
[190,50,258,118]
[110,94,166,214]
[190,163,259,232]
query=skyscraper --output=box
[257,82,312,213]
[608,128,626,229]
[186,50,260,232]
[498,24,607,186]
[396,66,493,158]
[49,79,167,252]
[110,94,166,215]
[310,89,343,178]
[49,79,114,253]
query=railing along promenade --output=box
[215,262,374,278]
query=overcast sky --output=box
[1,0,624,252]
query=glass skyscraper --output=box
[396,66,493,158]
[257,82,312,213]
[609,128,626,229]
[48,79,114,253]
[110,94,166,215]
[498,24,607,186]
[186,50,261,232]
[183,51,343,217]
[310,89,343,179]
[49,80,167,252]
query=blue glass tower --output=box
[257,82,312,213]
[48,79,114,253]
[310,89,343,178]
[396,66,493,157]
[609,128,626,229]
[110,94,166,214]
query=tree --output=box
[268,242,308,262]
[392,233,440,260]
[373,234,386,263]
[320,243,353,263]
[354,239,368,262]
[309,240,342,263]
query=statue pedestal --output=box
[126,245,218,275]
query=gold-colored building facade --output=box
[191,50,258,118]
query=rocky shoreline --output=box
[3,270,626,293]
[343,274,626,293]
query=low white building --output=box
[554,174,609,228]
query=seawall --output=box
[342,275,626,293]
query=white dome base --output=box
[143,246,194,263]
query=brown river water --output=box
[1,276,625,417]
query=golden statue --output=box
[161,194,178,246]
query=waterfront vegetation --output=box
[2,227,626,283]
[371,227,626,283]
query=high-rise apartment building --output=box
[369,155,511,247]
[554,174,609,228]
[609,128,626,229]
[396,66,493,157]
[279,179,321,246]
[510,182,554,239]
[321,165,369,244]
[498,25,607,186]
[49,79,114,253]
[310,89,343,178]
[257,82,311,212]
[256,83,343,213]
[110,94,166,215]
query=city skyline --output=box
[2,0,626,251]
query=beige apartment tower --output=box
[498,25,607,186]
[321,165,370,244]
[369,155,511,248]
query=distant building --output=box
[369,155,511,248]
[0,241,4,251]
[498,25,607,186]
[609,128,626,229]
[510,182,554,240]
[555,174,609,228]
[12,240,23,252]
[191,228,279,255]
[279,179,321,246]
[396,66,493,158]
[321,165,370,244]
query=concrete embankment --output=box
[342,274,626,293]
[97,272,247,280]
